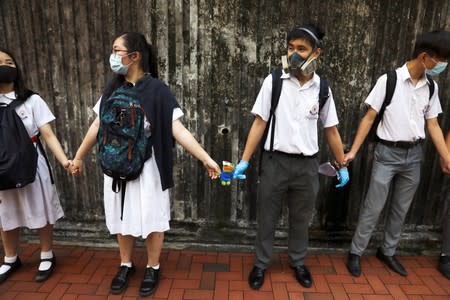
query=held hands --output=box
[62,160,72,170]
[335,167,350,188]
[439,155,450,175]
[70,158,84,176]
[343,151,356,164]
[203,157,221,179]
[233,160,249,180]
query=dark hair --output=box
[103,32,158,98]
[286,23,325,49]
[121,32,158,78]
[412,30,450,59]
[0,48,34,101]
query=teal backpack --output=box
[98,84,151,219]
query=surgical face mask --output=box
[281,51,317,76]
[0,65,17,83]
[426,61,448,76]
[109,53,130,75]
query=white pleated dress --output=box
[93,100,183,238]
[0,92,64,231]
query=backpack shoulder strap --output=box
[270,68,283,114]
[266,68,283,152]
[318,78,329,111]
[426,74,435,100]
[383,70,397,110]
[368,70,396,142]
[258,68,283,176]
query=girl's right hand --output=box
[71,158,84,176]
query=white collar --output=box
[0,91,16,100]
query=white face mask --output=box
[109,53,131,75]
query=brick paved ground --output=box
[0,242,449,299]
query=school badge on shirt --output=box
[307,103,319,119]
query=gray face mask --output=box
[281,51,317,76]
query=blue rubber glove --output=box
[233,160,249,180]
[335,167,349,188]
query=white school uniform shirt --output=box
[251,71,339,156]
[365,63,442,142]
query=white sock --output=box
[0,255,17,275]
[147,264,159,270]
[38,250,54,271]
[121,262,132,268]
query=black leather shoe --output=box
[248,266,265,290]
[293,265,313,288]
[110,265,135,294]
[376,248,407,276]
[438,255,450,280]
[35,256,56,282]
[346,253,361,277]
[140,267,160,296]
[0,257,22,283]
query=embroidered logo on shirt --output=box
[307,103,319,119]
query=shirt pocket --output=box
[305,100,320,120]
[413,94,430,118]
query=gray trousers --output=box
[255,151,319,269]
[350,143,422,256]
[443,192,450,256]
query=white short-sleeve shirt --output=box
[365,63,442,142]
[251,71,339,155]
[0,91,55,136]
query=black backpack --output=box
[258,68,329,173]
[367,70,435,142]
[0,99,38,190]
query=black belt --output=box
[268,150,318,158]
[379,139,423,149]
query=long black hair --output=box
[0,48,34,101]
[103,32,158,98]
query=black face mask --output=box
[0,65,17,83]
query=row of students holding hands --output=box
[0,25,448,297]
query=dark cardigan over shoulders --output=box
[102,74,180,190]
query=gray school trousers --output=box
[254,151,319,269]
[350,142,422,256]
[443,193,450,256]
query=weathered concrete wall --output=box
[0,0,449,251]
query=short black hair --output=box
[286,23,325,49]
[412,30,450,59]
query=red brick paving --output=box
[0,242,448,299]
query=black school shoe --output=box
[248,266,265,290]
[110,265,135,294]
[0,257,22,283]
[346,253,361,277]
[292,265,313,288]
[35,256,56,282]
[438,255,450,280]
[140,267,160,296]
[376,248,407,276]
